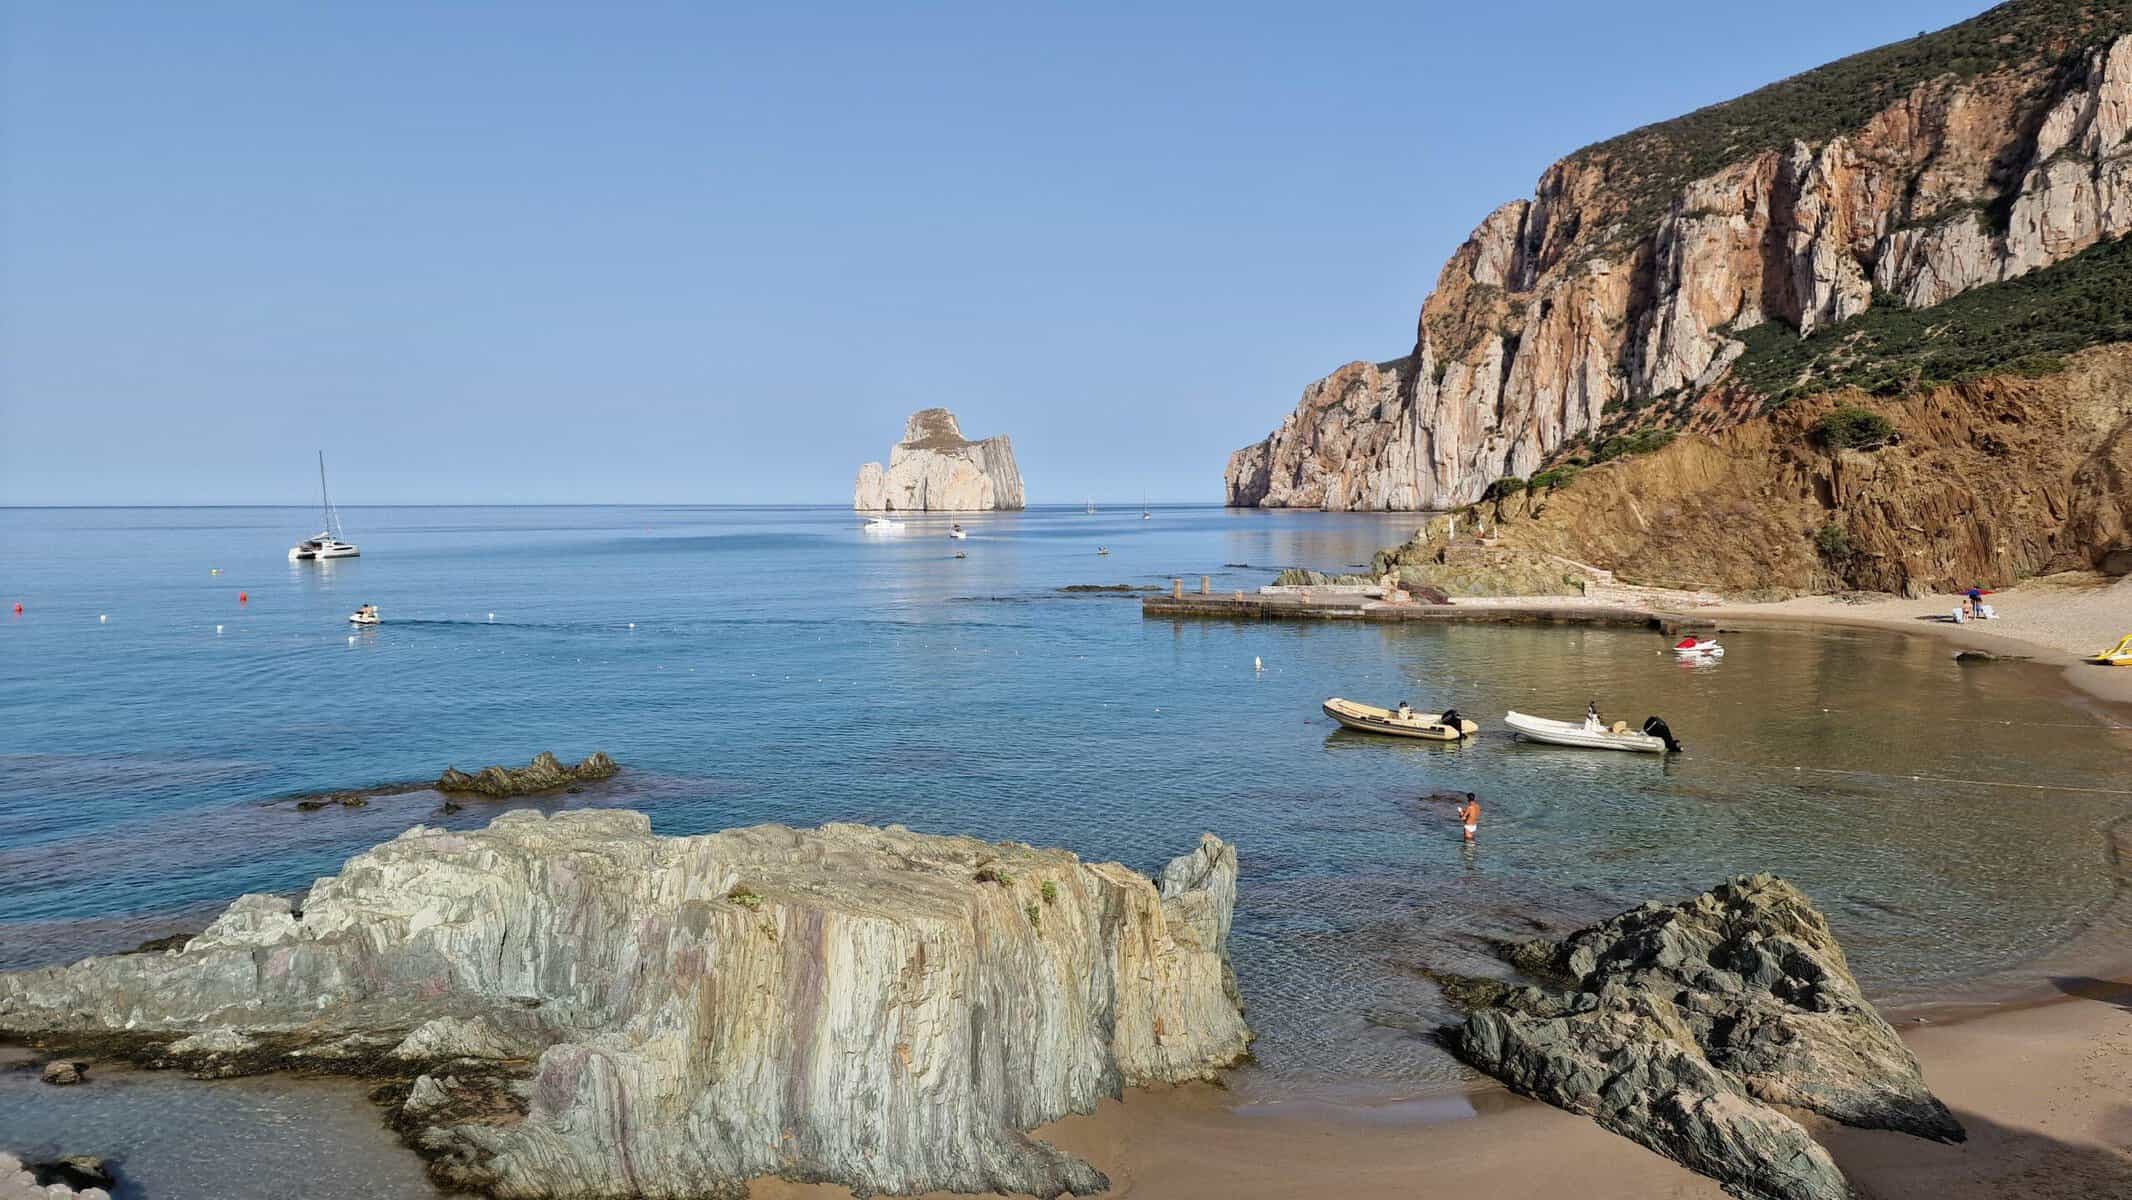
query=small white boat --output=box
[1506,710,1680,754]
[1096,546,1110,556]
[862,517,906,534]
[949,525,968,540]
[349,604,380,626]
[1323,698,1477,741]
[290,451,360,561]
[1672,636,1725,658]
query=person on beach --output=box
[1456,793,1480,842]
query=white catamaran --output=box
[289,451,360,561]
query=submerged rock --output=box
[0,1153,111,1200]
[433,751,616,798]
[0,811,1249,1199]
[1441,874,1961,1200]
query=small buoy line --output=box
[1699,755,2132,797]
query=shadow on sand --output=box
[2052,975,2132,1013]
[1823,1106,2132,1198]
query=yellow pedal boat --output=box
[1322,698,1479,741]
[2086,634,2132,666]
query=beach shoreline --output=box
[1699,573,2132,709]
[751,980,2132,1200]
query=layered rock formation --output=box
[854,408,1025,511]
[0,811,1248,1199]
[1230,5,2132,510]
[1441,875,1962,1200]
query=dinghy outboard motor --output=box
[1642,716,1683,753]
[1439,707,1467,739]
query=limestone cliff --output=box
[0,811,1248,1199]
[1229,1,2132,511]
[854,408,1025,511]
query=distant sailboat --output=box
[1141,493,1151,520]
[1085,497,1097,514]
[289,451,359,561]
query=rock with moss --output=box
[0,812,1248,1200]
[1441,874,1962,1200]
[434,751,616,798]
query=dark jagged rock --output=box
[32,1156,115,1192]
[433,751,616,798]
[1441,874,1961,1200]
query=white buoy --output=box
[628,622,636,629]
[99,614,108,623]
[216,624,224,634]
[348,635,356,645]
[1253,655,1262,672]
[488,612,495,622]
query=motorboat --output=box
[862,517,906,534]
[290,451,360,561]
[1096,546,1110,556]
[1672,636,1725,658]
[349,604,380,626]
[1323,698,1478,742]
[2087,633,2132,666]
[949,524,968,540]
[1506,710,1681,754]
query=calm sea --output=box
[4,504,2129,1114]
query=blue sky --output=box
[2,1,1992,505]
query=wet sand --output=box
[753,979,2132,1199]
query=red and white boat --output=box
[1672,636,1725,658]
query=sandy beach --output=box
[1705,573,2132,707]
[755,981,2132,1200]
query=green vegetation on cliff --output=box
[1570,0,2132,238]
[1733,235,2132,405]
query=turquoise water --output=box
[3,504,2129,1098]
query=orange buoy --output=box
[239,591,248,604]
[11,602,20,615]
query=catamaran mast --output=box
[318,450,341,538]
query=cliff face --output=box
[855,408,1025,511]
[1229,4,2132,511]
[0,811,1248,1199]
[1395,345,2132,596]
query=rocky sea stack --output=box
[1440,874,1961,1200]
[1225,0,2132,588]
[0,811,1248,1199]
[854,408,1025,511]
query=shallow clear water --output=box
[3,505,2129,1107]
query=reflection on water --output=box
[3,505,2128,1108]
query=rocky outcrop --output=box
[854,408,1025,511]
[1441,875,1961,1200]
[1230,8,2132,510]
[1396,344,2132,596]
[0,811,1247,1199]
[0,1153,111,1200]
[434,751,616,798]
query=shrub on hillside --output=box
[1813,407,1896,450]
[1483,477,1527,501]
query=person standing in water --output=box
[1456,793,1481,842]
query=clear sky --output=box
[2,1,1993,506]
